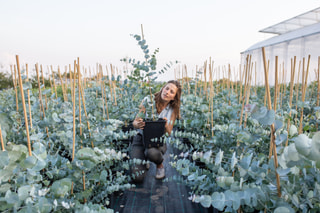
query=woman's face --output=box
[161,83,178,103]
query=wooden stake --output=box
[299,55,311,134]
[316,57,320,130]
[40,65,48,110]
[51,66,58,99]
[35,64,45,119]
[11,65,19,112]
[269,56,279,156]
[16,55,32,157]
[26,64,33,129]
[317,56,320,106]
[48,66,53,96]
[244,56,253,128]
[239,55,249,128]
[295,61,301,120]
[72,60,77,162]
[273,56,279,113]
[58,66,67,102]
[204,61,208,100]
[77,58,82,136]
[286,56,296,146]
[262,47,281,197]
[0,125,5,151]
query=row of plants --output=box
[0,31,319,212]
[166,74,320,212]
[0,32,178,212]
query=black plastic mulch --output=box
[110,144,218,213]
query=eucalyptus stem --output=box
[140,24,155,120]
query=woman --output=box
[130,80,181,182]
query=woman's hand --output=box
[133,118,145,129]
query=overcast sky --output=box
[0,0,319,80]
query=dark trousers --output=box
[129,133,167,183]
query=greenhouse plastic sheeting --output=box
[110,144,218,213]
[241,8,320,86]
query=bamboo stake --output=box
[110,64,119,106]
[316,57,320,130]
[286,57,296,146]
[317,56,320,107]
[48,67,53,96]
[80,82,93,148]
[299,55,311,134]
[0,125,5,151]
[295,61,301,121]
[254,62,257,96]
[238,65,244,104]
[273,56,279,113]
[40,65,48,110]
[264,61,270,107]
[269,56,279,157]
[209,59,214,137]
[280,62,286,109]
[100,66,106,120]
[26,64,33,129]
[72,60,77,162]
[244,56,253,128]
[77,58,82,136]
[310,69,317,99]
[231,67,234,95]
[58,66,67,102]
[239,55,249,128]
[204,61,208,100]
[70,64,74,104]
[262,47,281,197]
[11,65,19,112]
[64,66,69,101]
[228,64,231,106]
[77,59,86,203]
[35,64,45,119]
[51,66,58,99]
[16,55,32,157]
[185,65,190,95]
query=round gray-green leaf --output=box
[0,151,9,169]
[274,206,295,213]
[211,192,225,211]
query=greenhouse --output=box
[241,7,320,85]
